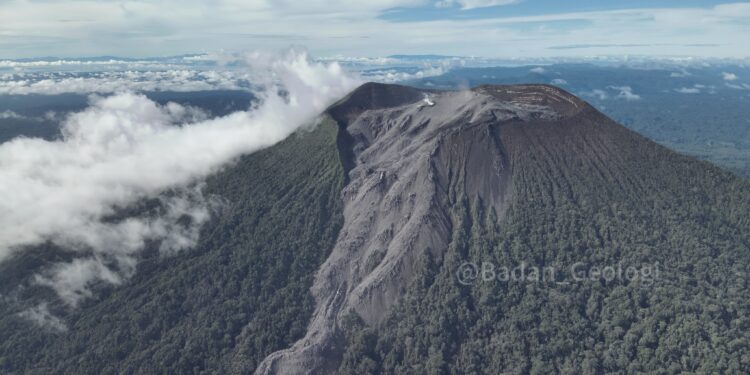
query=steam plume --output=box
[0,49,361,308]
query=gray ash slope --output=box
[258,83,750,374]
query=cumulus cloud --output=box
[608,85,641,101]
[0,110,25,119]
[674,84,706,94]
[0,49,361,306]
[0,54,457,95]
[550,78,567,85]
[580,89,608,100]
[722,72,738,81]
[675,87,700,94]
[363,65,449,83]
[580,86,641,101]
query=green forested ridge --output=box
[0,118,346,374]
[336,113,750,374]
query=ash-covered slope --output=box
[258,82,748,374]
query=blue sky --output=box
[0,0,748,59]
[382,0,735,21]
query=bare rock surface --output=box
[255,83,588,374]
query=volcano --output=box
[2,83,749,374]
[258,83,750,374]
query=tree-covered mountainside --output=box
[334,90,750,374]
[0,117,345,373]
[1,83,749,374]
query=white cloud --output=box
[363,66,448,83]
[675,87,700,94]
[18,303,67,332]
[0,49,361,305]
[550,78,567,85]
[31,188,213,306]
[722,72,738,81]
[0,54,463,95]
[35,258,125,307]
[0,70,253,95]
[581,86,641,101]
[609,85,641,101]
[0,2,749,58]
[355,57,464,83]
[726,82,750,90]
[580,89,608,100]
[436,0,519,10]
[0,110,24,119]
[529,67,546,74]
[0,59,158,69]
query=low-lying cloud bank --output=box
[0,70,254,95]
[580,86,641,101]
[17,303,67,332]
[0,49,360,315]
